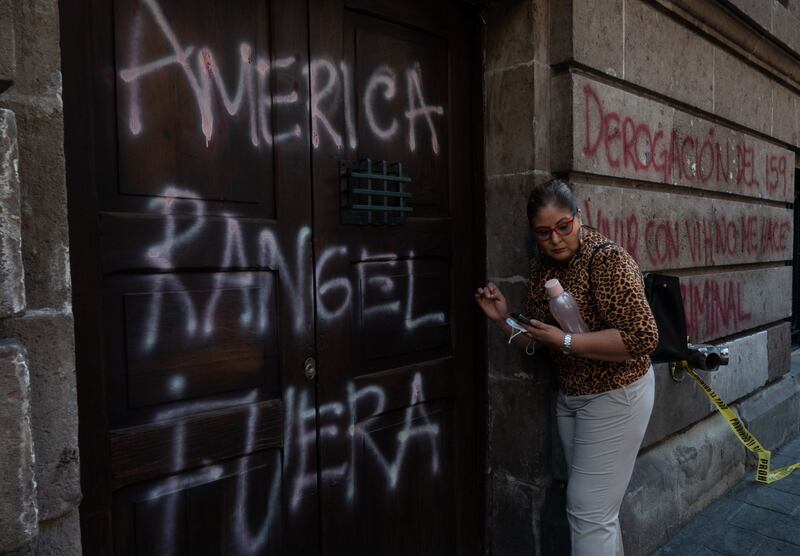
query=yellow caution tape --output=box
[682,361,800,484]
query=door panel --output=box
[113,0,275,209]
[355,257,450,373]
[309,1,479,553]
[112,452,284,554]
[66,0,317,554]
[346,12,450,216]
[354,402,451,555]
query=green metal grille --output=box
[341,159,413,225]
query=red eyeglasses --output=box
[532,217,576,241]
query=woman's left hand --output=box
[524,319,566,349]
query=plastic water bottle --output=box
[545,279,589,333]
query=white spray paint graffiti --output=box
[119,0,445,153]
[142,187,205,351]
[140,187,446,353]
[144,373,440,552]
[135,183,445,549]
[118,4,447,546]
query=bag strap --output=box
[587,241,616,288]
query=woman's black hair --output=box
[526,179,578,225]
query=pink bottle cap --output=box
[544,278,564,298]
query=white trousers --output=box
[556,367,655,556]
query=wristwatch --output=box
[561,333,573,355]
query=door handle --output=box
[304,357,316,380]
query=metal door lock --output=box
[304,357,316,380]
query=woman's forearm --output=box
[569,329,631,362]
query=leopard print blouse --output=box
[526,226,659,396]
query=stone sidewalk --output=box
[651,429,800,554]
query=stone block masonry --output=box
[678,267,791,343]
[621,411,748,555]
[623,0,715,113]
[556,74,795,202]
[576,182,793,271]
[485,0,800,554]
[0,0,14,85]
[0,109,24,317]
[0,340,37,552]
[643,325,785,449]
[551,0,800,149]
[0,311,80,522]
[0,0,80,553]
[1,94,71,311]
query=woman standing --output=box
[475,179,658,555]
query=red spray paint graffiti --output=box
[582,200,791,268]
[680,279,752,341]
[581,84,790,197]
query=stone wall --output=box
[0,0,81,554]
[483,0,800,554]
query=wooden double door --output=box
[63,0,480,554]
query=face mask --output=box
[505,317,536,355]
[506,316,528,343]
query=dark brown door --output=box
[309,1,479,554]
[65,1,318,553]
[63,1,480,554]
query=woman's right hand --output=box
[474,282,509,323]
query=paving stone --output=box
[620,413,746,556]
[651,530,730,556]
[654,436,800,554]
[692,494,751,523]
[752,537,800,554]
[777,437,800,459]
[680,516,763,556]
[728,481,800,516]
[728,503,800,545]
[763,473,800,497]
[771,453,800,467]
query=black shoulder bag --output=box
[588,242,691,364]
